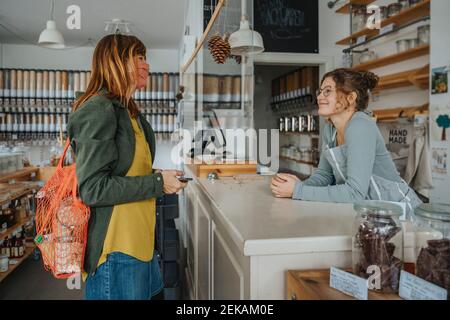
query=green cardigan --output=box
[67,91,164,276]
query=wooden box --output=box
[286,269,402,300]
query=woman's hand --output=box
[270,173,300,198]
[161,170,188,194]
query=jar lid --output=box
[353,200,403,216]
[415,203,450,222]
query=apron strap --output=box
[328,147,346,182]
[370,177,382,200]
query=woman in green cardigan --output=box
[68,34,187,300]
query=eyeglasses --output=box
[315,87,336,98]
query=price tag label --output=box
[399,271,448,300]
[380,23,396,35]
[356,36,367,45]
[330,267,368,300]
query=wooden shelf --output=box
[336,0,430,45]
[286,269,402,300]
[372,104,429,122]
[0,245,36,283]
[280,131,319,136]
[336,0,376,14]
[0,167,39,184]
[352,45,430,71]
[0,216,34,242]
[374,64,429,92]
[280,156,316,166]
[0,186,33,207]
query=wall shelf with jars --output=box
[336,0,430,46]
[0,180,40,281]
[352,44,429,71]
[336,0,431,117]
[0,68,181,142]
[273,66,321,178]
[339,0,430,81]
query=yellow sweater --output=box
[97,116,156,267]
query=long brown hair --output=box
[72,34,146,117]
[321,68,379,111]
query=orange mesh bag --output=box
[34,139,90,279]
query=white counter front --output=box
[179,171,358,300]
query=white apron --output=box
[322,133,422,219]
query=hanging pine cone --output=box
[208,33,231,64]
[230,54,242,64]
[208,34,222,51]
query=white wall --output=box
[429,0,450,203]
[0,43,179,72]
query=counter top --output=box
[188,171,357,257]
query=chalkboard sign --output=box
[204,1,215,31]
[254,0,319,53]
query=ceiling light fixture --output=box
[38,0,65,49]
[228,0,264,56]
[104,19,132,34]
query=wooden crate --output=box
[286,269,402,300]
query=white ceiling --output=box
[0,0,186,49]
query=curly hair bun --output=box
[360,71,379,91]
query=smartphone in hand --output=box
[177,177,193,183]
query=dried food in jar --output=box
[353,201,404,293]
[416,238,450,292]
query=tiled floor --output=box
[0,252,85,300]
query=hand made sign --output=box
[389,128,409,144]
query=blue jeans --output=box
[85,251,164,300]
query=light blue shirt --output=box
[293,111,403,202]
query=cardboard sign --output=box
[330,267,368,300]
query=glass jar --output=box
[12,143,30,167]
[387,3,402,17]
[409,0,423,6]
[359,50,377,64]
[398,0,410,11]
[303,149,312,163]
[413,203,450,294]
[352,6,367,33]
[417,25,430,45]
[279,118,285,132]
[284,117,291,132]
[408,38,419,49]
[379,6,388,20]
[352,201,404,293]
[0,253,8,273]
[291,116,298,132]
[396,39,411,53]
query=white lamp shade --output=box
[229,19,264,56]
[38,20,65,49]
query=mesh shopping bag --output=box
[34,139,90,279]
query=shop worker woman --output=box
[68,34,187,300]
[271,69,422,216]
